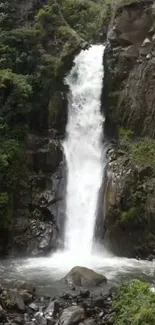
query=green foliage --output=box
[120,207,137,222]
[119,128,155,168]
[130,139,155,168]
[0,27,40,73]
[0,0,112,228]
[0,139,25,226]
[113,280,155,325]
[57,0,112,41]
[0,69,32,138]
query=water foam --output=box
[63,44,105,256]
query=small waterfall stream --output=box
[63,45,105,257]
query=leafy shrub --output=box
[119,128,155,168]
[113,280,155,325]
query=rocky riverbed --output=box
[0,268,115,325]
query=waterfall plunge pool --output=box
[0,251,155,295]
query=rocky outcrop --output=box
[102,0,155,259]
[103,147,155,259]
[104,0,155,138]
[63,267,107,287]
[9,218,58,256]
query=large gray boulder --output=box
[59,306,85,325]
[63,266,107,287]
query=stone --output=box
[80,290,90,298]
[140,38,152,55]
[99,311,104,318]
[47,319,56,325]
[63,266,107,287]
[29,302,39,312]
[152,34,155,42]
[13,316,23,324]
[24,313,31,322]
[16,219,58,257]
[84,320,97,325]
[107,27,117,42]
[20,290,33,303]
[122,45,139,59]
[59,306,85,325]
[9,289,25,311]
[61,293,70,299]
[45,300,59,317]
[0,305,6,322]
[13,280,36,294]
[35,312,47,325]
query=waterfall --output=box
[62,44,105,258]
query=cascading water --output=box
[63,44,105,258]
[1,44,155,287]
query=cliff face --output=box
[104,0,155,259]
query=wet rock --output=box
[80,290,90,298]
[84,319,97,325]
[122,45,139,59]
[101,314,114,325]
[20,290,33,303]
[63,266,107,287]
[29,302,39,312]
[24,313,31,322]
[13,315,23,324]
[59,306,85,325]
[47,319,56,325]
[19,219,58,256]
[93,296,105,308]
[9,289,25,311]
[107,27,117,43]
[13,280,36,294]
[140,38,152,55]
[60,293,70,299]
[98,311,104,318]
[45,300,59,317]
[35,312,47,325]
[0,305,6,322]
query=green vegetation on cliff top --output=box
[113,280,155,325]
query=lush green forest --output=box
[0,0,112,227]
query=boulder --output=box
[45,300,60,317]
[59,306,85,325]
[139,38,153,55]
[63,266,107,287]
[13,280,35,294]
[29,302,39,312]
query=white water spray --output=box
[63,44,105,257]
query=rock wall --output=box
[103,0,155,259]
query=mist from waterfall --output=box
[62,44,105,258]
